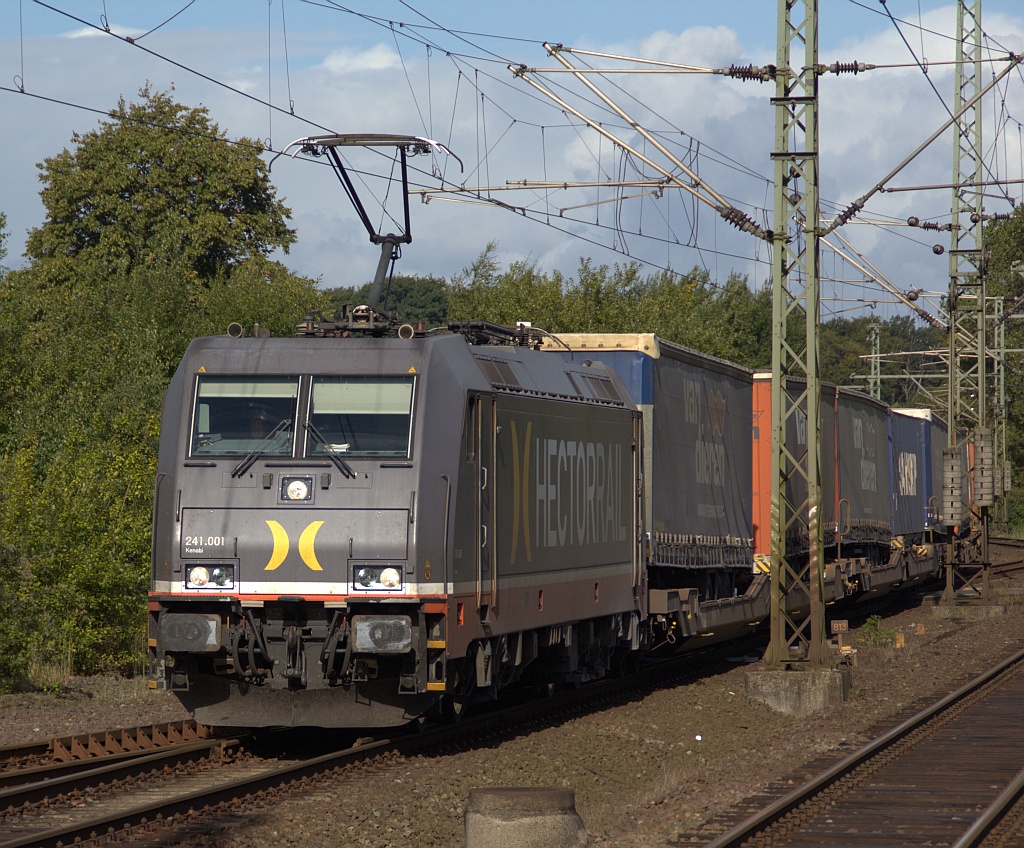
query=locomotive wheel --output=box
[442,691,469,723]
[442,659,474,723]
[611,648,639,678]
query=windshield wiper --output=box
[304,422,356,479]
[231,419,292,478]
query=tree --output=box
[710,273,773,369]
[0,252,325,685]
[0,211,8,271]
[0,90,325,688]
[447,243,566,329]
[446,246,774,364]
[25,86,295,278]
[327,274,449,326]
[818,314,943,404]
[985,206,1024,529]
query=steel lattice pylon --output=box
[993,298,1008,523]
[868,321,881,401]
[943,0,992,602]
[766,0,829,668]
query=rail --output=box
[700,646,1024,848]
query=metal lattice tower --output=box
[992,297,1008,522]
[868,321,881,400]
[766,0,829,668]
[943,0,991,601]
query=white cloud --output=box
[639,25,747,67]
[321,44,401,75]
[63,26,146,40]
[3,2,1022,308]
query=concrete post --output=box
[465,787,587,848]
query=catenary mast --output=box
[943,0,993,604]
[766,0,829,668]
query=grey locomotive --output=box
[148,320,645,727]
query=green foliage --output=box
[0,90,322,690]
[986,206,1024,476]
[327,274,449,326]
[860,615,898,647]
[197,259,329,339]
[447,243,566,329]
[25,85,295,277]
[1002,489,1024,538]
[447,244,774,365]
[819,314,944,403]
[0,542,38,692]
[0,210,8,271]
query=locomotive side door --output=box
[472,392,497,623]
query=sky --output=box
[2,1,1023,326]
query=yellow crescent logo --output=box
[264,520,290,570]
[298,521,325,571]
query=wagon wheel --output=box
[537,681,557,698]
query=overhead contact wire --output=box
[30,0,336,135]
[391,22,430,139]
[133,0,196,41]
[281,0,295,113]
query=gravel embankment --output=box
[3,586,1023,847]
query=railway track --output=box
[6,581,1012,848]
[0,643,748,847]
[0,733,391,848]
[987,536,1024,572]
[675,645,1024,847]
[0,720,214,772]
[957,536,1024,591]
[0,728,261,848]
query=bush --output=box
[860,615,898,648]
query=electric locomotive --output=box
[148,315,645,727]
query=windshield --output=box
[308,376,415,458]
[191,376,299,457]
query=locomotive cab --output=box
[150,333,460,727]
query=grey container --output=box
[544,333,753,571]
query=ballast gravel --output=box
[3,584,1024,847]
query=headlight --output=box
[187,566,210,588]
[352,563,404,591]
[281,476,312,501]
[211,565,234,587]
[186,563,234,589]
